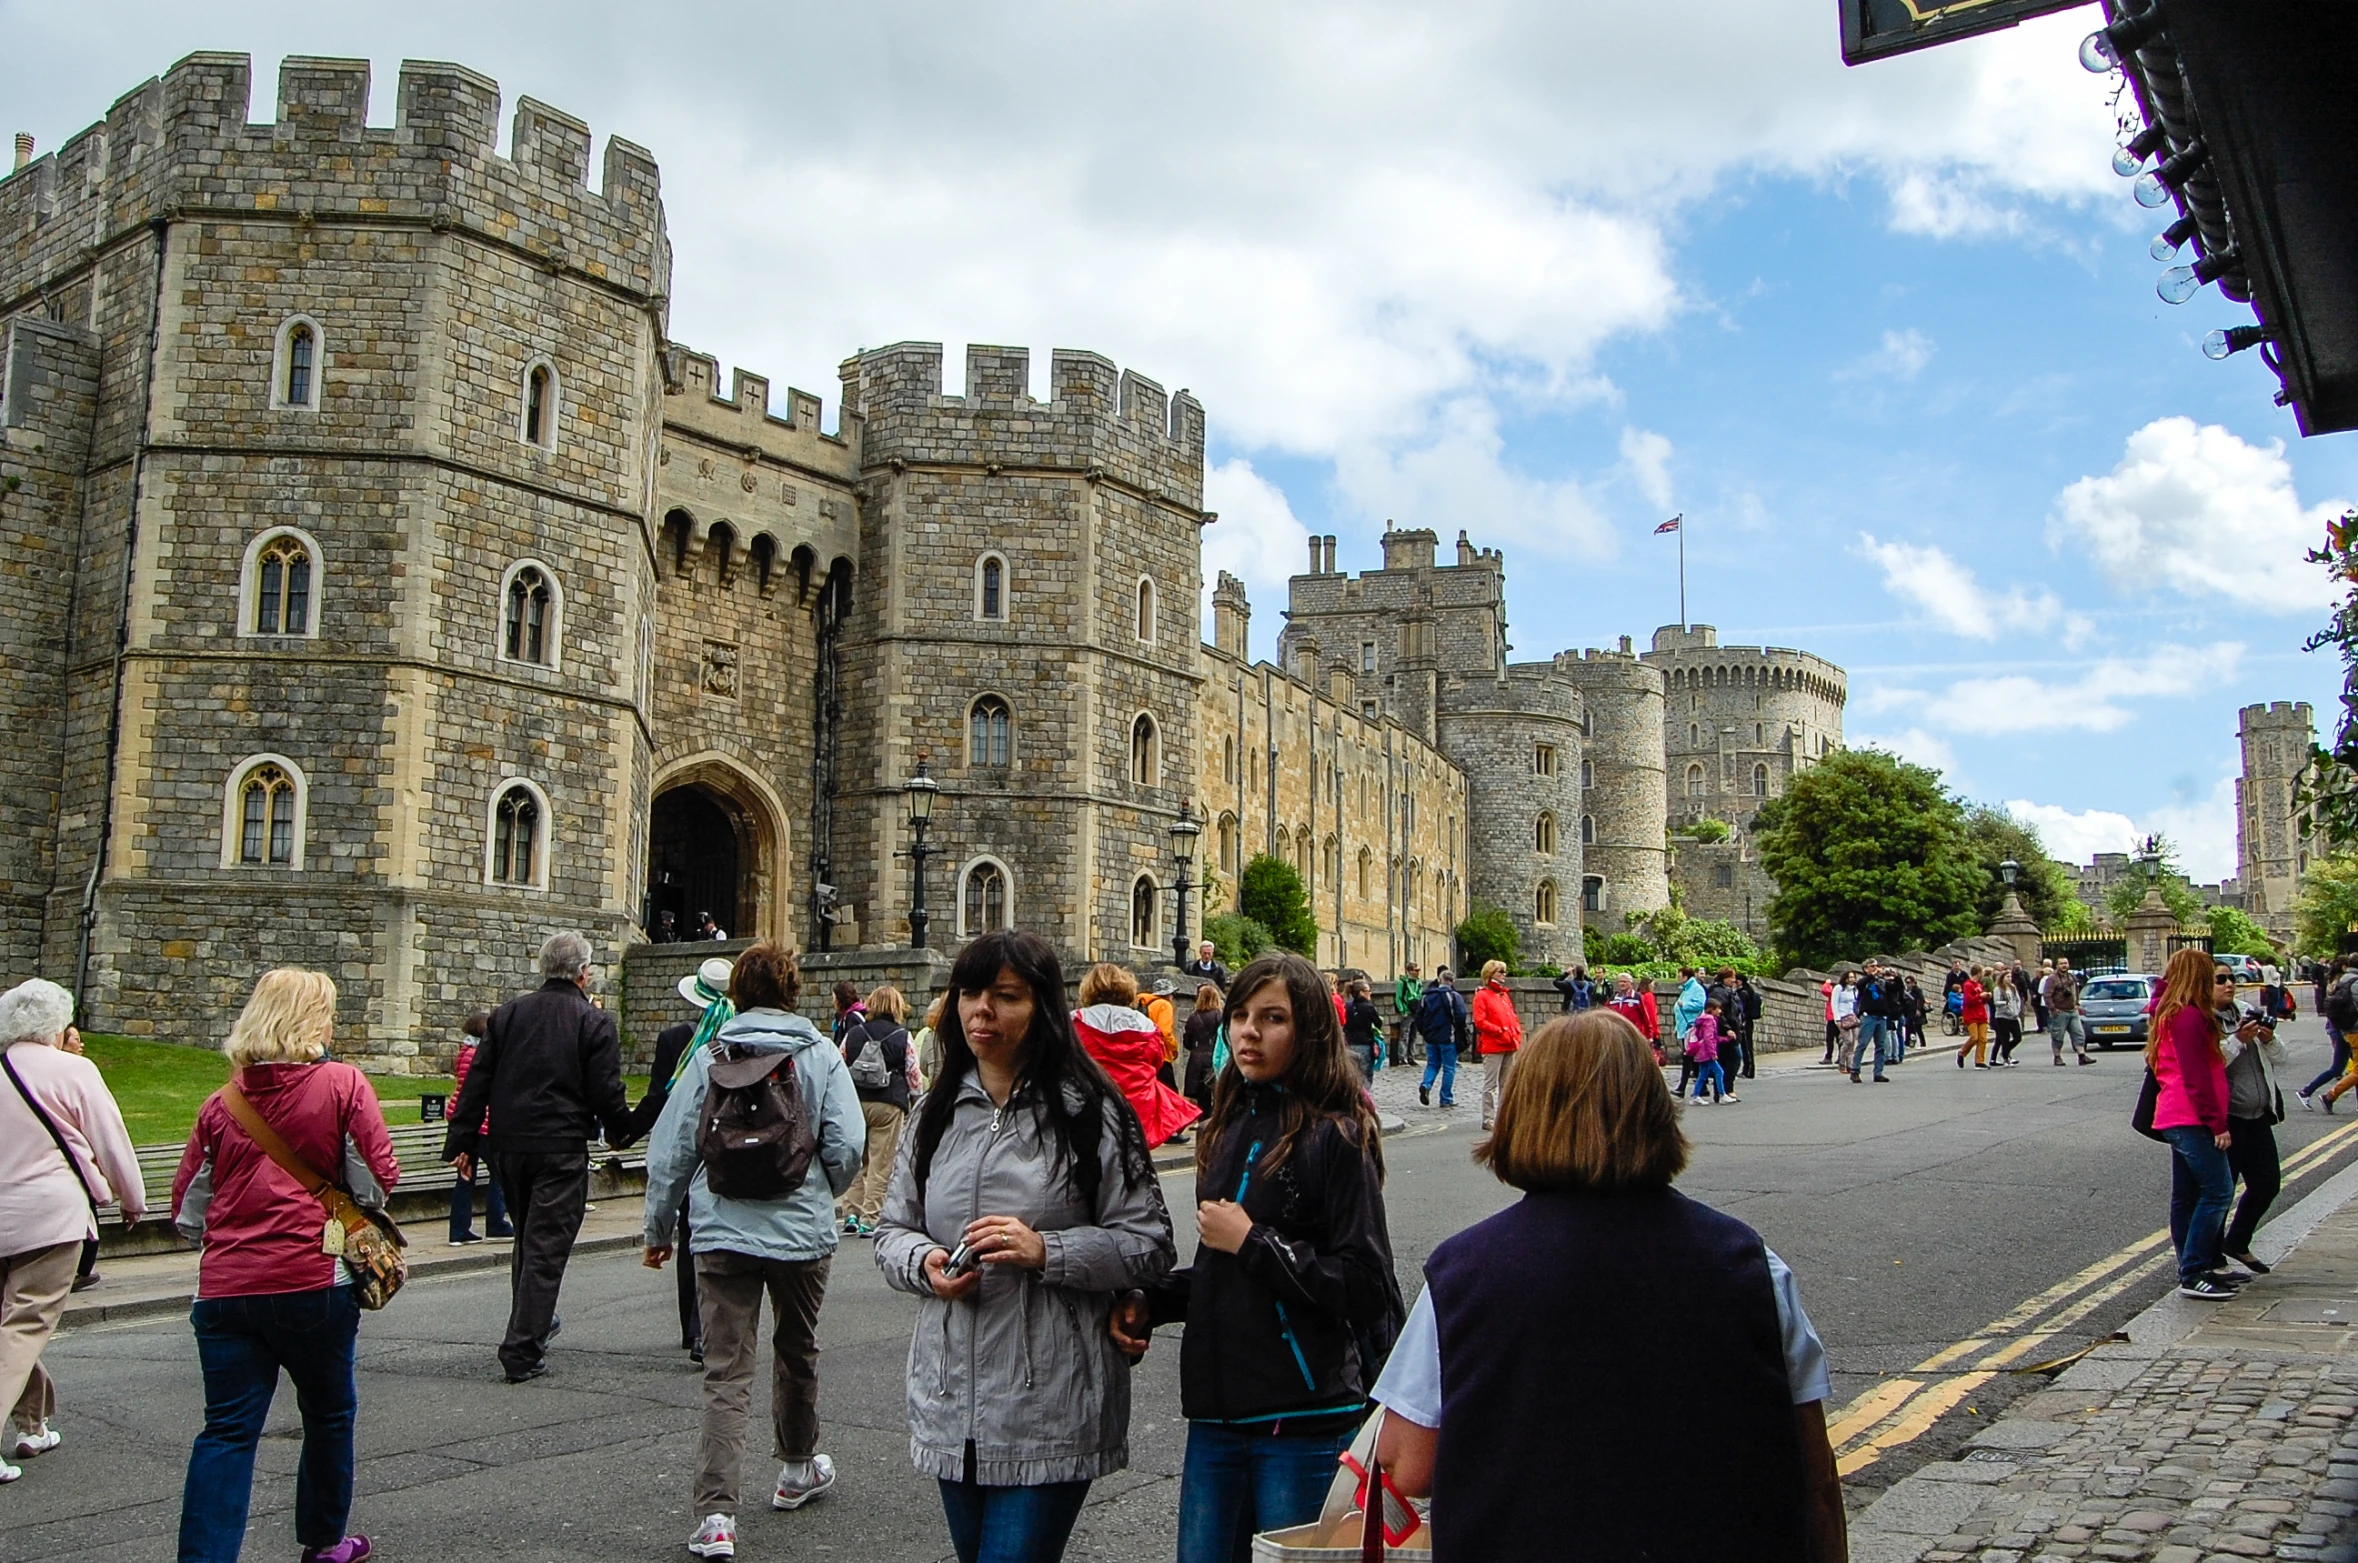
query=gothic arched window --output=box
[272,317,323,412]
[969,695,1012,768]
[962,859,1010,935]
[502,562,559,667]
[228,759,303,867]
[520,359,559,449]
[1687,763,1706,799]
[1131,875,1159,948]
[1535,879,1559,926]
[1130,714,1159,787]
[490,782,545,887]
[242,529,321,637]
[976,554,1008,621]
[1535,812,1557,855]
[1753,762,1770,797]
[1581,813,1596,845]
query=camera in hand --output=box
[941,1241,978,1278]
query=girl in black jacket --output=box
[1112,952,1404,1563]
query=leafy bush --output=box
[1201,912,1273,966]
[1678,817,1732,844]
[1238,854,1318,956]
[2206,905,2277,959]
[1597,931,1656,966]
[1455,903,1520,973]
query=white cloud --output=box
[1201,458,1311,648]
[1857,533,2093,646]
[1332,397,1616,561]
[1913,643,2243,735]
[1853,684,1930,717]
[2051,417,2349,613]
[2004,800,2140,866]
[1619,426,1675,511]
[1837,328,1936,383]
[1852,727,1964,785]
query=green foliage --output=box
[2294,852,2358,958]
[2205,905,2278,959]
[2102,837,2206,927]
[2045,894,2098,936]
[1962,806,2076,930]
[1597,931,1657,966]
[1751,748,1985,970]
[1201,912,1272,966]
[1237,854,1317,956]
[1635,902,1761,968]
[1677,817,1732,844]
[1454,903,1520,973]
[2295,512,2358,849]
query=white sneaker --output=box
[0,1456,19,1484]
[11,1424,59,1459]
[687,1513,736,1558]
[772,1453,836,1510]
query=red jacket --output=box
[452,1040,492,1135]
[1074,1004,1201,1147]
[1605,990,1660,1041]
[171,1061,399,1299]
[1960,981,1988,1025]
[2152,1004,2229,1134]
[1472,983,1524,1054]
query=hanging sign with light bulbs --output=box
[1839,0,2092,65]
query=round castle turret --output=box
[1437,667,1586,968]
[1556,642,1669,921]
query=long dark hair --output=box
[1199,951,1383,1184]
[909,929,1153,1213]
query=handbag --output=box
[3,1050,107,1230]
[2131,1067,2168,1143]
[220,1083,408,1309]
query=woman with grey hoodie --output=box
[876,929,1175,1563]
[642,942,866,1562]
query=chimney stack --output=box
[1307,536,1324,575]
[11,134,32,172]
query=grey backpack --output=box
[844,1021,904,1092]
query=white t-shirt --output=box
[1371,1246,1832,1429]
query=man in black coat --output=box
[1180,940,1232,992]
[445,931,635,1382]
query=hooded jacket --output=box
[1414,984,1469,1051]
[640,1007,866,1262]
[172,1060,398,1300]
[1145,1083,1404,1425]
[875,1070,1176,1485]
[1074,1002,1201,1146]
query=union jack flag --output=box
[1654,514,1683,534]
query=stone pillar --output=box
[2122,886,2180,976]
[1985,891,2042,970]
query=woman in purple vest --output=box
[1369,1008,1846,1562]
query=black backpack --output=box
[2329,978,2358,1033]
[697,1044,817,1201]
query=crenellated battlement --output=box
[2240,701,2315,727]
[840,341,1204,507]
[1,52,667,311]
[663,342,853,478]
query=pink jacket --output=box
[2151,1004,2229,1135]
[1687,1013,1721,1064]
[0,1041,145,1252]
[171,1061,399,1299]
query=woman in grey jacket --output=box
[875,930,1175,1563]
[642,942,867,1562]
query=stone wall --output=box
[1438,668,1586,970]
[1556,643,1670,920]
[2237,700,2315,940]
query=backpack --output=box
[697,1044,817,1201]
[2328,976,2358,1032]
[844,1021,902,1092]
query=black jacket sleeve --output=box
[582,1005,635,1148]
[441,1004,504,1159]
[1231,1121,1399,1328]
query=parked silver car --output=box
[2081,974,2158,1049]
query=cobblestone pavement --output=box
[1852,1168,2358,1563]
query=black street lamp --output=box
[1169,801,1201,970]
[903,757,940,951]
[2000,858,2019,888]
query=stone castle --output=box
[0,53,1848,1068]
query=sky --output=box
[9,0,2353,883]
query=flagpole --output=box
[1679,520,1687,629]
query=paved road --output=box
[13,1016,2358,1562]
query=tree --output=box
[1962,806,2076,931]
[1201,912,1272,967]
[1237,854,1317,957]
[1635,901,1760,968]
[1751,748,1985,970]
[2294,511,2358,847]
[2102,837,2206,928]
[2045,894,2097,936]
[1455,903,1520,973]
[1676,817,1732,844]
[2294,852,2358,958]
[2206,905,2277,959]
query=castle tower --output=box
[1557,642,1670,922]
[1,54,670,1066]
[1642,625,1847,935]
[2237,701,2316,940]
[836,343,1206,961]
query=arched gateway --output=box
[644,755,791,943]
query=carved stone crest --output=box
[700,641,740,699]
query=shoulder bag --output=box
[220,1083,408,1309]
[2,1049,106,1229]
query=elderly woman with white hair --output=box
[0,977,144,1485]
[171,968,398,1563]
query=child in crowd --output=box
[447,1011,512,1245]
[1688,1000,1735,1104]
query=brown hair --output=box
[1079,961,1139,1007]
[462,1009,490,1039]
[1195,982,1222,1011]
[1478,1010,1688,1194]
[832,979,861,1013]
[731,942,802,1011]
[2146,945,2222,1069]
[1200,951,1381,1184]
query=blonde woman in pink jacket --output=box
[0,977,145,1484]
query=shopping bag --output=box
[1250,1409,1433,1560]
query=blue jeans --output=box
[178,1286,361,1563]
[1420,1044,1458,1105]
[1858,1014,1892,1074]
[447,1158,511,1242]
[1178,1421,1354,1563]
[2304,1024,2351,1097]
[2164,1125,2235,1283]
[1690,1060,1726,1100]
[937,1475,1092,1563]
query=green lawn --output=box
[79,1034,648,1147]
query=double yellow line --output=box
[1830,1112,2358,1476]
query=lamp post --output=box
[1169,801,1201,970]
[903,758,940,951]
[2000,858,2019,889]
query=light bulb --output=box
[2134,171,2173,207]
[2079,31,2119,71]
[2113,125,2166,176]
[2150,215,2198,262]
[2112,145,2143,176]
[2202,327,2266,361]
[2157,266,2201,304]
